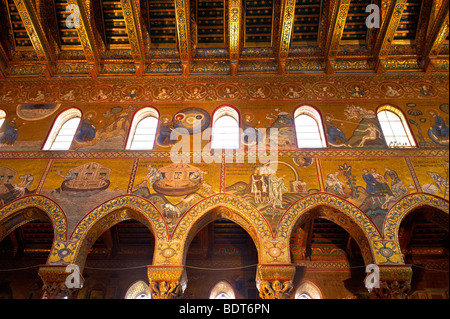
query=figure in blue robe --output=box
[76,115,96,142]
[325,116,351,147]
[242,115,263,144]
[0,118,19,145]
[429,111,449,139]
[362,169,378,195]
[156,118,177,146]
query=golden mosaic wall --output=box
[0,73,448,272]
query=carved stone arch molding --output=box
[0,195,68,242]
[55,195,169,270]
[383,194,449,260]
[276,193,383,265]
[170,194,273,265]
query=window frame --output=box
[210,105,241,150]
[124,280,151,299]
[294,281,323,299]
[376,104,417,148]
[293,105,327,149]
[209,280,236,299]
[42,107,82,151]
[0,109,6,129]
[125,106,160,151]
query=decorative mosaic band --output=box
[257,264,296,281]
[147,265,185,282]
[378,264,413,282]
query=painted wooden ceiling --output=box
[0,0,448,79]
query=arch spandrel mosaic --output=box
[0,75,448,270]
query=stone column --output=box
[256,264,296,299]
[367,264,413,299]
[38,265,83,299]
[147,265,187,299]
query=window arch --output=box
[0,109,5,129]
[294,281,322,299]
[42,108,81,150]
[211,106,240,150]
[377,105,416,148]
[294,105,327,148]
[125,107,159,150]
[209,281,236,299]
[124,280,151,299]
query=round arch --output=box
[383,193,449,241]
[293,104,328,148]
[41,107,82,150]
[0,195,67,241]
[276,193,381,265]
[172,194,272,264]
[376,103,418,148]
[0,109,6,128]
[125,106,160,150]
[69,195,169,269]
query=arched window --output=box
[211,106,240,150]
[43,108,81,150]
[124,280,151,299]
[209,281,236,299]
[294,105,327,148]
[294,281,322,299]
[377,105,416,148]
[0,109,5,128]
[126,107,159,150]
[0,109,6,128]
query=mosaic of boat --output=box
[152,162,203,197]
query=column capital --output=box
[256,264,296,299]
[147,265,187,299]
[367,264,413,299]
[38,265,82,299]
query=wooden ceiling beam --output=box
[174,0,192,77]
[121,0,146,77]
[372,0,408,73]
[228,0,242,76]
[278,0,296,75]
[12,0,55,78]
[66,0,102,78]
[422,0,449,72]
[35,0,60,57]
[427,0,445,37]
[324,0,351,74]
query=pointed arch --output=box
[42,107,82,150]
[209,280,236,299]
[69,195,169,269]
[0,195,67,241]
[294,280,323,299]
[125,280,151,299]
[383,193,449,241]
[171,194,273,264]
[276,193,381,265]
